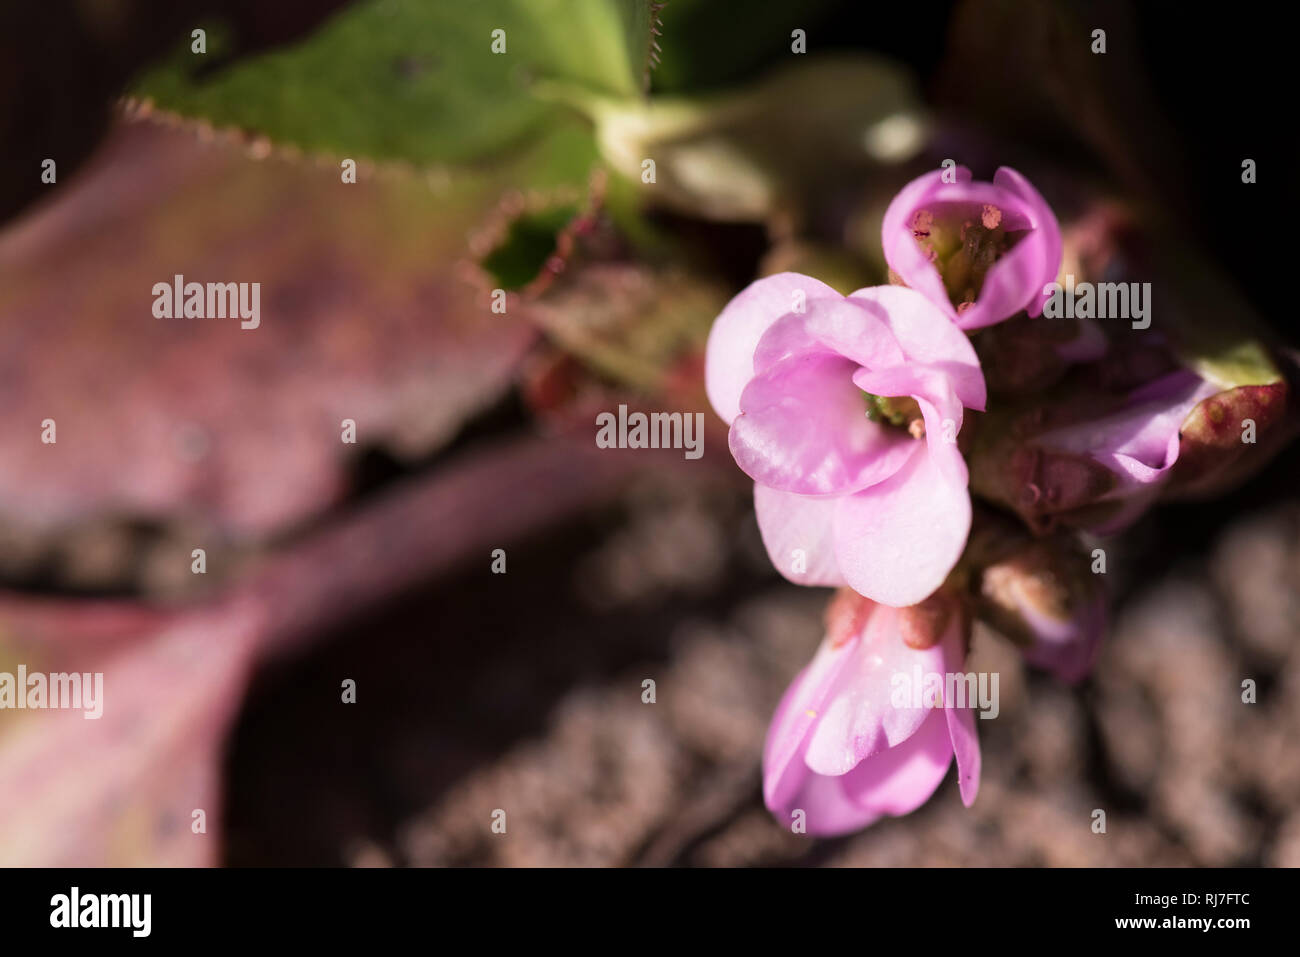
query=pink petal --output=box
[880,168,967,319]
[837,707,955,817]
[914,393,968,487]
[935,608,981,806]
[752,484,848,587]
[749,312,828,373]
[784,769,886,836]
[762,629,863,813]
[847,285,986,410]
[956,230,1053,331]
[804,601,951,774]
[992,166,1063,320]
[1039,371,1222,486]
[944,694,982,807]
[947,168,1060,329]
[834,444,972,607]
[797,296,905,370]
[750,299,904,376]
[730,352,915,495]
[850,363,969,487]
[705,272,841,426]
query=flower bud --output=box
[970,370,1223,533]
[974,535,1106,684]
[1164,381,1292,499]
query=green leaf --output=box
[134,0,654,167]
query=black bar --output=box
[1,867,1285,944]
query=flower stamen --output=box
[864,392,926,439]
[910,204,1024,312]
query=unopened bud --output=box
[975,537,1105,684]
[1165,382,1291,499]
[970,370,1224,534]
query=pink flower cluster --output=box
[706,166,1067,834]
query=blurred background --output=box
[0,0,1296,866]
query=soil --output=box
[221,443,1300,867]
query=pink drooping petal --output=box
[837,707,955,818]
[752,484,847,587]
[731,352,915,495]
[847,285,986,410]
[833,445,972,607]
[933,605,980,808]
[762,628,863,814]
[944,696,982,807]
[804,602,951,775]
[763,601,978,835]
[705,272,841,425]
[782,765,886,836]
[763,674,813,817]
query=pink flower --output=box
[882,166,1062,331]
[763,593,980,836]
[705,274,986,607]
